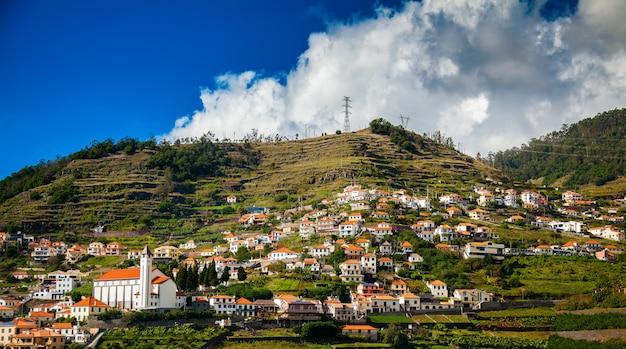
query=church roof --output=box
[96,266,157,281]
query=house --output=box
[65,245,87,264]
[341,324,378,341]
[370,295,400,313]
[153,245,181,260]
[446,206,463,218]
[427,280,448,298]
[378,256,393,270]
[408,253,423,263]
[401,241,413,254]
[468,208,489,221]
[316,216,337,232]
[399,292,421,312]
[70,297,110,321]
[361,254,377,275]
[462,241,505,261]
[390,279,408,295]
[356,282,384,296]
[105,242,124,256]
[226,195,237,204]
[339,260,364,283]
[326,300,355,322]
[439,193,464,206]
[562,190,583,203]
[379,241,393,255]
[342,244,365,259]
[453,289,493,308]
[372,222,393,241]
[31,244,56,264]
[339,220,360,237]
[5,329,65,349]
[520,191,547,207]
[87,242,105,256]
[268,247,299,261]
[178,240,197,250]
[309,244,331,258]
[235,297,256,318]
[210,295,236,315]
[355,238,370,250]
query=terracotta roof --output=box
[341,324,377,330]
[152,276,170,284]
[236,297,253,305]
[51,322,73,329]
[430,280,447,286]
[73,297,109,308]
[96,268,141,281]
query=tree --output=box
[175,266,188,291]
[220,266,230,283]
[381,322,410,349]
[208,260,218,286]
[237,266,247,282]
[300,321,338,340]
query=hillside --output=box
[485,108,626,197]
[0,126,506,234]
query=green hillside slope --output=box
[0,125,506,234]
[484,109,626,193]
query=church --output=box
[92,246,182,311]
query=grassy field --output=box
[220,341,331,349]
[476,307,557,319]
[368,315,415,324]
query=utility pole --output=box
[342,96,352,133]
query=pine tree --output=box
[176,265,188,291]
[237,266,247,281]
[208,260,218,286]
[220,266,230,284]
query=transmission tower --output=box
[342,96,352,132]
[399,114,410,128]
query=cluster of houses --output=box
[0,297,98,347]
[0,183,623,344]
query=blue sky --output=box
[1,0,625,180]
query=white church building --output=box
[93,246,181,311]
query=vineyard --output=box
[98,325,227,349]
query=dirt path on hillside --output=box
[556,329,626,341]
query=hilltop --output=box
[486,108,626,197]
[0,124,506,234]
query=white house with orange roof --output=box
[339,260,364,283]
[399,292,421,311]
[468,208,490,221]
[562,190,583,203]
[316,216,337,232]
[521,191,547,207]
[105,242,124,256]
[70,296,110,321]
[370,295,399,312]
[390,279,408,295]
[339,220,360,237]
[361,253,377,275]
[355,238,370,250]
[439,193,464,206]
[446,206,463,218]
[348,212,363,222]
[414,197,431,211]
[267,247,299,261]
[379,241,393,255]
[434,224,456,242]
[427,280,448,298]
[372,222,393,241]
[401,241,413,254]
[235,297,255,317]
[210,295,235,314]
[309,244,331,258]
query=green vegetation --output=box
[547,335,626,349]
[99,325,226,349]
[368,315,415,324]
[487,108,626,189]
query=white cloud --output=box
[161,0,626,157]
